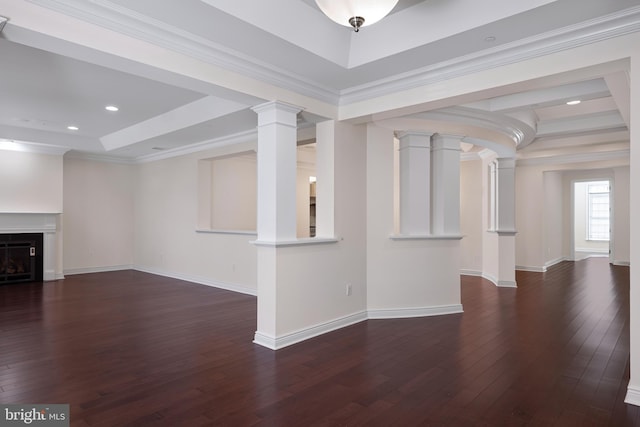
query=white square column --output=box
[496,158,516,233]
[496,157,517,288]
[251,101,302,348]
[251,101,302,243]
[398,131,432,235]
[431,134,462,236]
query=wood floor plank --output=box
[1,258,638,426]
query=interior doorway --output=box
[573,180,610,261]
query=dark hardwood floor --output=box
[1,257,638,426]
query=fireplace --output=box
[0,233,44,283]
[0,213,60,281]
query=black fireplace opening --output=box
[0,233,44,284]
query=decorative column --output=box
[431,134,462,236]
[398,131,432,235]
[496,157,517,287]
[251,101,302,348]
[251,101,301,243]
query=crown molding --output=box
[24,2,640,109]
[63,151,136,164]
[135,129,258,163]
[0,139,70,156]
[516,149,629,167]
[26,0,340,104]
[339,6,640,105]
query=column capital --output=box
[251,101,303,128]
[432,133,463,151]
[496,157,516,169]
[398,131,432,150]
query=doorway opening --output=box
[573,180,610,261]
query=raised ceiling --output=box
[0,0,636,160]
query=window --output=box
[587,182,609,241]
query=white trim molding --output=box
[625,385,640,407]
[253,311,368,350]
[368,304,463,319]
[516,265,547,273]
[460,269,483,277]
[498,280,517,288]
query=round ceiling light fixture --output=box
[67,125,79,131]
[315,0,399,32]
[105,105,119,112]
[566,100,581,105]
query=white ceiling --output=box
[0,0,636,160]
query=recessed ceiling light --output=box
[566,100,581,105]
[105,105,119,112]
[484,36,496,42]
[67,125,79,131]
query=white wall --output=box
[63,156,134,273]
[267,121,367,339]
[544,171,564,266]
[0,150,63,213]
[134,141,259,295]
[516,159,629,271]
[367,124,461,315]
[613,167,630,265]
[460,158,483,274]
[627,53,639,406]
[210,154,257,231]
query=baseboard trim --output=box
[134,266,257,296]
[64,265,133,276]
[625,385,640,406]
[460,269,482,277]
[497,280,517,288]
[481,273,499,287]
[368,304,463,319]
[544,257,566,269]
[253,311,368,350]
[516,265,547,273]
[614,260,630,266]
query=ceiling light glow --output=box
[67,125,79,131]
[566,100,581,105]
[105,105,119,112]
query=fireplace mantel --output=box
[0,213,62,281]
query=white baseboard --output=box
[497,280,517,288]
[614,260,630,266]
[516,265,547,273]
[253,311,368,350]
[481,273,499,287]
[134,265,257,296]
[625,385,640,406]
[544,257,566,269]
[575,248,609,254]
[368,304,463,319]
[460,269,482,277]
[64,264,133,276]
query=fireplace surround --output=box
[0,213,61,281]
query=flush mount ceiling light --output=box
[105,105,119,112]
[566,100,581,105]
[67,125,79,131]
[315,0,399,32]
